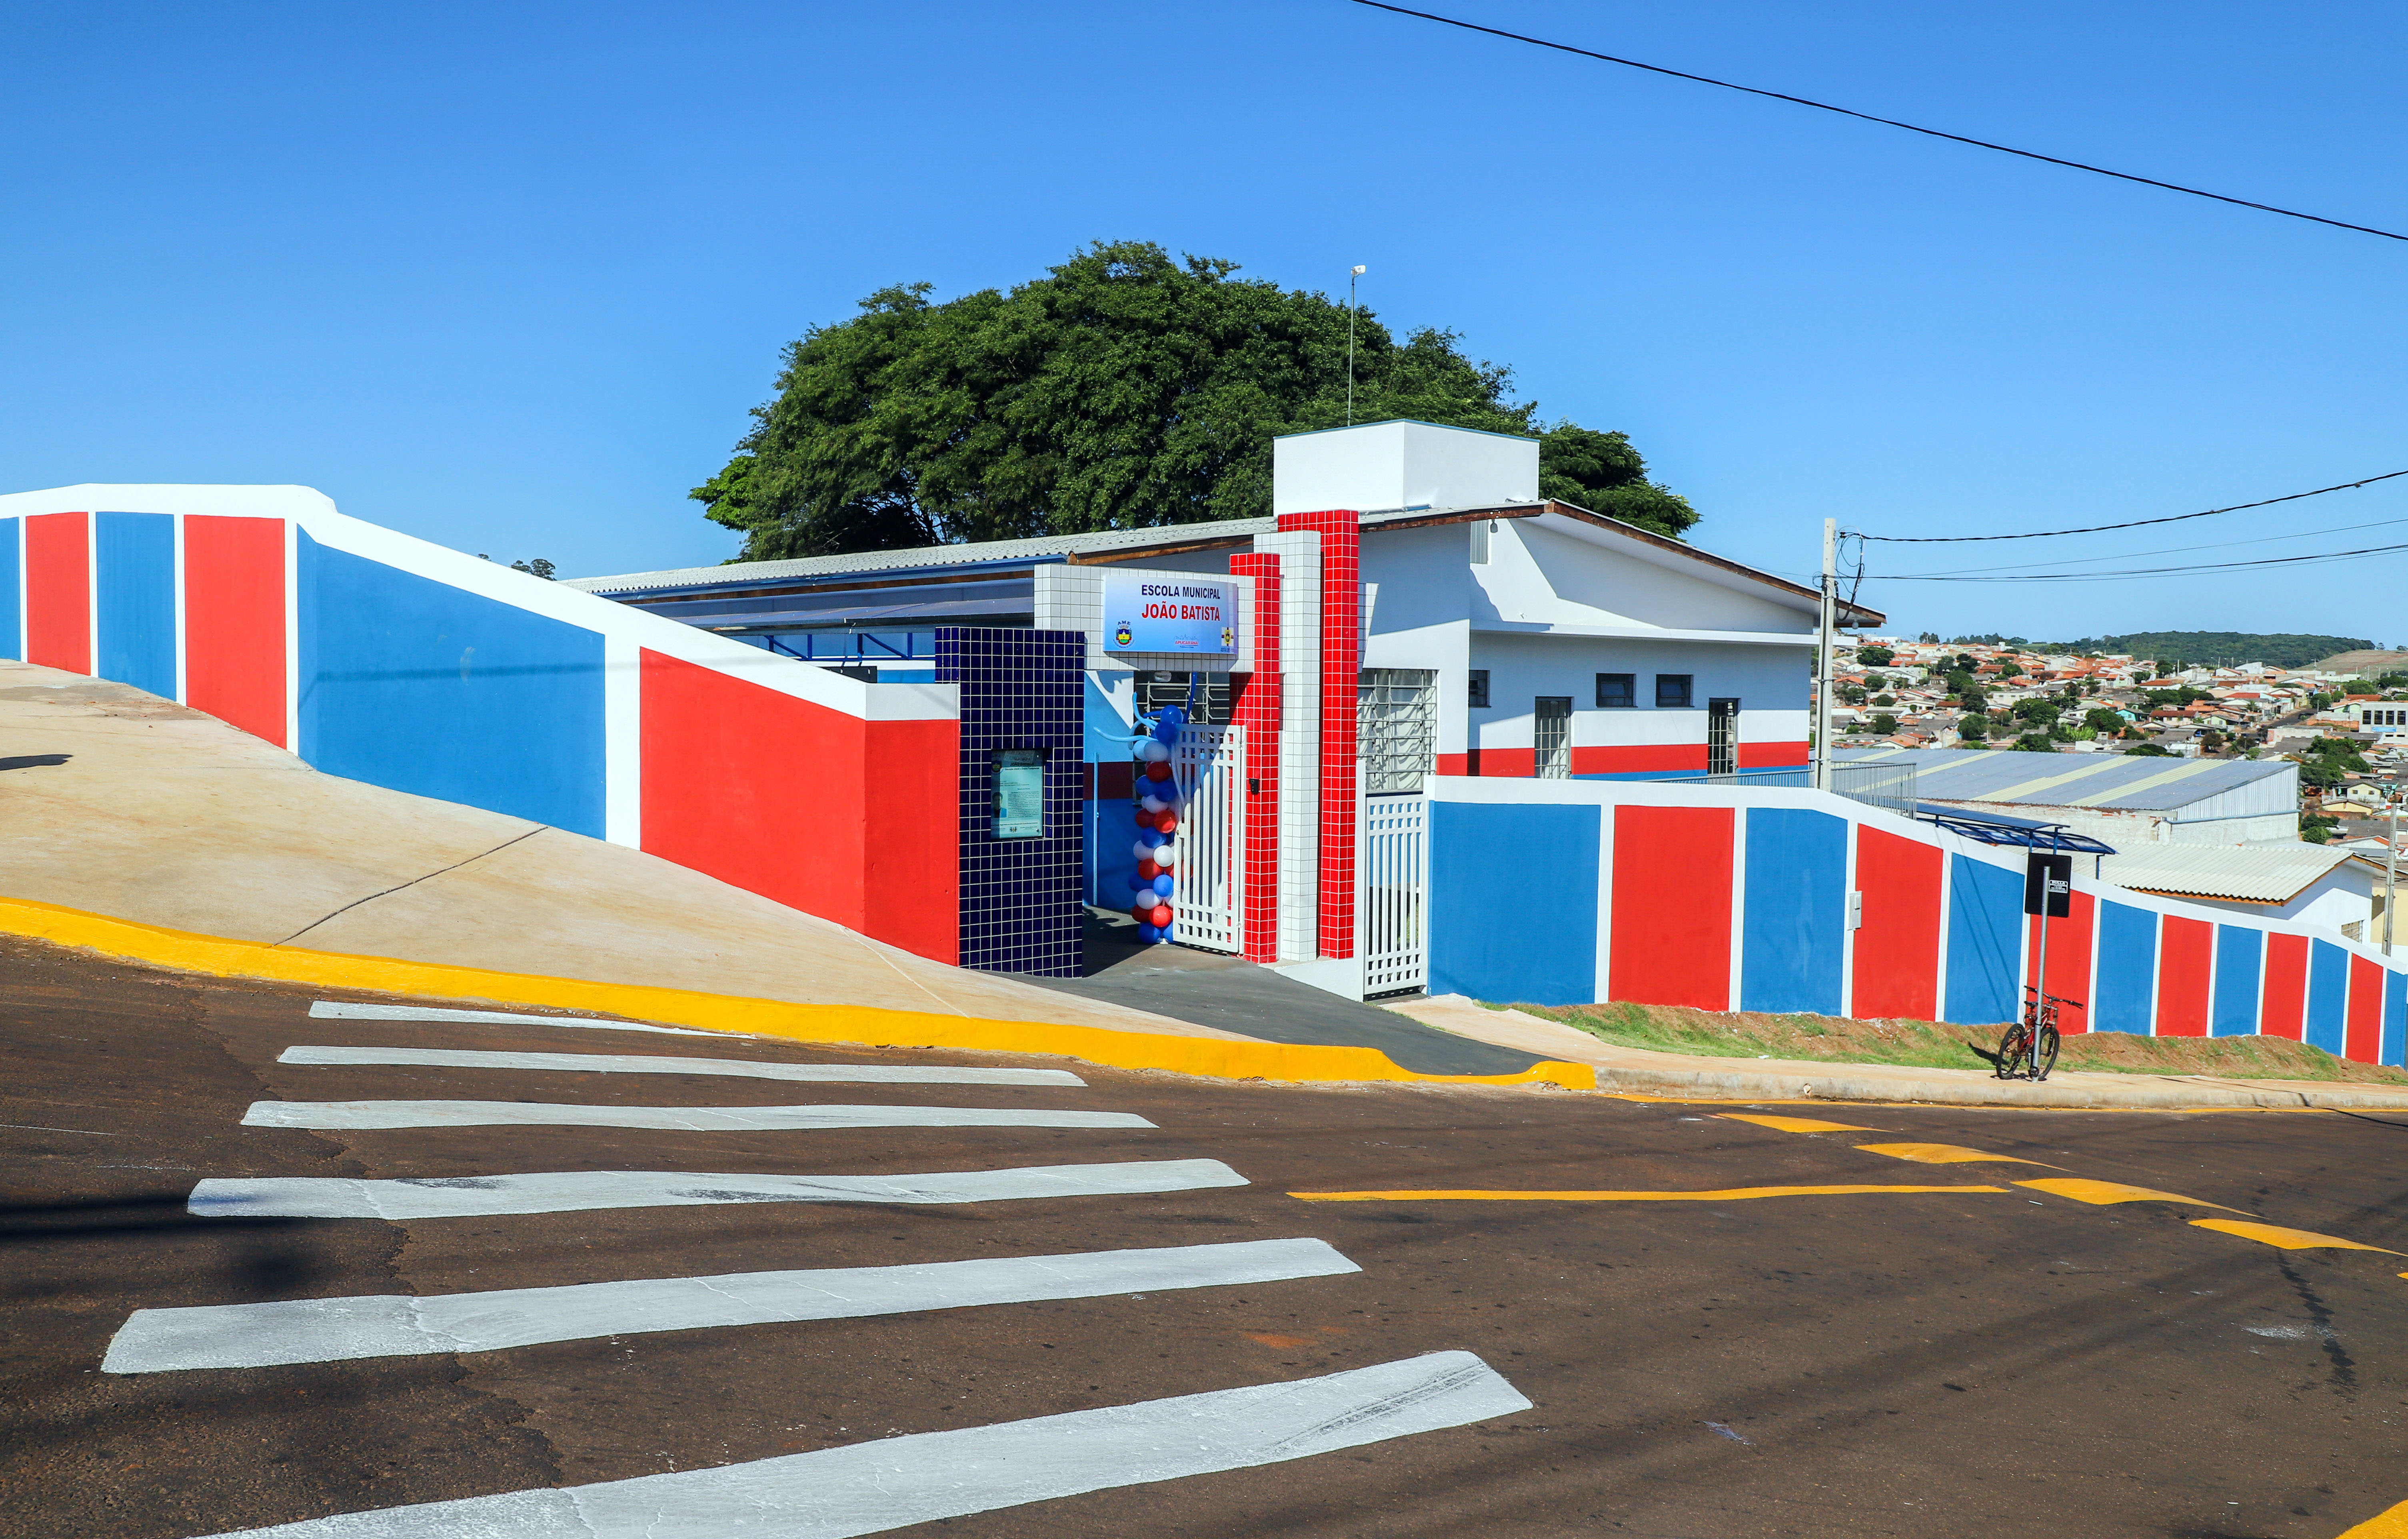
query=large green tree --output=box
[693,241,1699,560]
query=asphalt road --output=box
[4,935,2406,1539]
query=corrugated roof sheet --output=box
[1834,747,2294,813]
[2096,844,2351,904]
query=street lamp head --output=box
[1351,265,1366,275]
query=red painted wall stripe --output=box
[2261,932,2308,1040]
[1231,553,1282,964]
[1736,740,1809,769]
[182,516,288,746]
[2025,892,2094,1034]
[2154,915,2213,1037]
[2346,954,2384,1062]
[1609,804,1733,1010]
[638,649,957,963]
[1570,744,1706,775]
[24,512,89,674]
[1849,826,1942,1021]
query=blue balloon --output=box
[1137,827,1164,848]
[1151,874,1174,898]
[1157,921,1173,942]
[1137,923,1161,943]
[1127,872,1151,893]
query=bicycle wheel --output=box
[1994,1022,2030,1079]
[2034,1024,2060,1081]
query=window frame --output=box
[1655,674,1694,709]
[1467,669,1491,709]
[1595,672,1636,709]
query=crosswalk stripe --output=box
[240,1101,1155,1132]
[189,1349,1526,1537]
[105,1237,1355,1372]
[308,1001,717,1036]
[187,1158,1249,1219]
[278,1046,1084,1086]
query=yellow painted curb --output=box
[0,896,1593,1091]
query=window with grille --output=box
[1534,696,1573,779]
[1359,669,1437,794]
[1134,671,1232,726]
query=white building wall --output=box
[1273,421,1537,516]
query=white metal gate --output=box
[1173,724,1245,955]
[1359,793,1428,995]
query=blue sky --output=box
[6,2,2404,644]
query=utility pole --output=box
[1346,265,1365,426]
[2388,793,2398,957]
[1814,517,1837,791]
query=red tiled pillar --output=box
[1231,554,1282,964]
[1276,509,1359,959]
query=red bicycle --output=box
[1993,986,2075,1081]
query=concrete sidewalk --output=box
[0,661,1234,1041]
[1390,994,2408,1111]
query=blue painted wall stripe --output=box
[2092,903,2157,1035]
[2384,968,2407,1069]
[1943,854,2021,1025]
[2305,939,2350,1057]
[94,512,177,699]
[0,518,19,661]
[1738,807,1845,1015]
[1429,802,1601,1006]
[2211,925,2262,1037]
[295,532,607,837]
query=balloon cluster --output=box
[1125,705,1185,944]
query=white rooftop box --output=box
[1272,420,1539,516]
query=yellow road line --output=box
[1854,1142,2058,1167]
[2014,1178,2241,1211]
[1717,1113,1886,1134]
[2190,1218,2403,1254]
[1287,1185,2010,1203]
[2335,1497,2408,1537]
[0,895,1591,1091]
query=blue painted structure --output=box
[2306,939,2350,1056]
[296,532,607,836]
[1943,854,2021,1025]
[95,511,177,700]
[2212,926,2262,1037]
[1428,801,1600,1005]
[0,518,18,660]
[1737,807,1845,1015]
[2091,902,2158,1035]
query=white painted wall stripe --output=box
[190,1349,1525,1537]
[308,1001,717,1036]
[188,1158,1247,1220]
[106,1237,1353,1373]
[276,1046,1084,1087]
[240,1101,1154,1132]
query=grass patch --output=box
[1487,999,2408,1085]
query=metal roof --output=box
[2097,844,2352,905]
[1834,747,2296,814]
[568,502,1881,623]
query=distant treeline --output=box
[1941,631,2374,669]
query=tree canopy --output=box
[692,241,1699,561]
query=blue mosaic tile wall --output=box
[936,627,1085,977]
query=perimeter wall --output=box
[1426,777,2408,1067]
[0,487,961,963]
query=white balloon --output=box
[1140,795,1168,814]
[1140,740,1171,763]
[1131,839,1155,863]
[1153,841,1178,867]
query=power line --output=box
[1874,537,2408,582]
[1855,469,2408,544]
[1890,508,2408,577]
[1347,0,2408,244]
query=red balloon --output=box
[1137,859,1161,882]
[1144,760,1172,782]
[1130,904,1152,924]
[1156,812,1178,837]
[1148,903,1173,928]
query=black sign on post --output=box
[2024,851,2073,918]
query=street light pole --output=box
[2388,794,2398,956]
[1346,265,1365,426]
